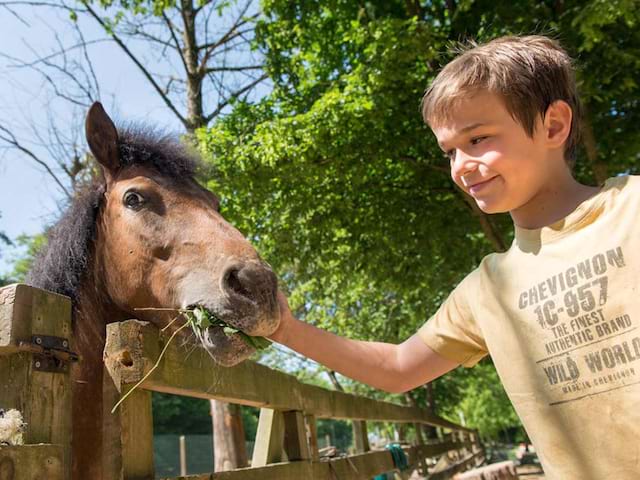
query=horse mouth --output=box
[188,304,280,367]
[196,324,255,367]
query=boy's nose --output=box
[450,150,476,178]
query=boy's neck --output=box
[509,168,601,230]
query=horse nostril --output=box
[225,268,252,299]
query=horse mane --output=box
[26,125,201,304]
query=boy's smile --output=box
[431,91,597,229]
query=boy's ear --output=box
[543,100,572,150]
[85,102,120,183]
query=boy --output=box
[269,35,639,479]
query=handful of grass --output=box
[185,306,272,351]
[111,306,271,413]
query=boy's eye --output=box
[470,136,487,145]
[443,149,455,161]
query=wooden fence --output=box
[0,284,485,479]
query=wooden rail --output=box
[0,284,485,479]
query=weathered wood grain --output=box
[282,410,309,461]
[104,320,467,430]
[103,321,155,480]
[0,284,73,479]
[251,408,284,467]
[156,441,475,480]
[0,444,64,480]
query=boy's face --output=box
[432,91,554,215]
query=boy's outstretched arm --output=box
[268,292,459,393]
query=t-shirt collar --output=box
[514,177,615,250]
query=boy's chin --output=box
[474,199,507,214]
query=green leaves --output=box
[185,306,272,351]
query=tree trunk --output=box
[180,0,205,132]
[211,400,248,471]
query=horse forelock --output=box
[117,125,200,180]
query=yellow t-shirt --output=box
[418,175,640,480]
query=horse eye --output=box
[123,191,145,210]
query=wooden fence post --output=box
[103,321,155,480]
[282,410,310,461]
[414,422,429,477]
[179,435,187,476]
[304,414,319,462]
[0,284,73,479]
[353,420,370,453]
[251,408,285,467]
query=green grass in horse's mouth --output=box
[185,305,272,351]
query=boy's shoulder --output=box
[604,173,637,191]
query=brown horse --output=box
[26,103,280,479]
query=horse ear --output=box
[85,102,120,178]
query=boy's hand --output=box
[268,290,294,344]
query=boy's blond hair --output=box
[422,35,582,163]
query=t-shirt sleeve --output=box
[417,271,488,367]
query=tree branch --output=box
[204,64,263,74]
[81,1,188,128]
[198,3,258,71]
[204,73,267,122]
[162,11,189,73]
[0,125,72,199]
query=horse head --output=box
[85,102,280,366]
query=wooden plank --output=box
[251,409,284,467]
[304,414,319,462]
[102,365,124,480]
[455,461,516,480]
[104,321,468,430]
[282,411,309,461]
[103,324,155,480]
[0,284,73,479]
[413,422,429,477]
[103,387,155,480]
[0,444,64,480]
[121,387,154,479]
[0,284,72,353]
[428,451,485,480]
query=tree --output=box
[7,234,47,283]
[0,213,11,256]
[77,0,267,132]
[197,0,640,438]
